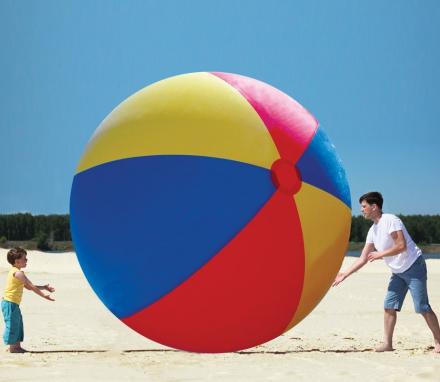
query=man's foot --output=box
[434,343,440,353]
[375,343,394,352]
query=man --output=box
[333,192,440,353]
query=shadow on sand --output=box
[24,347,433,354]
[22,348,374,355]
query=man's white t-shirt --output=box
[366,213,421,273]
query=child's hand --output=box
[44,294,55,301]
[44,284,55,293]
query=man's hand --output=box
[332,272,347,287]
[367,251,383,262]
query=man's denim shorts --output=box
[384,256,433,313]
[1,300,24,345]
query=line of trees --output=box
[1,213,440,247]
[0,213,71,244]
[350,215,440,244]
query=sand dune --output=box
[1,249,439,381]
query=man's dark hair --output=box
[7,247,27,266]
[359,192,383,210]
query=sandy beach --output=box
[1,249,439,381]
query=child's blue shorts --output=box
[1,300,24,345]
[384,256,433,314]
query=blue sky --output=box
[1,0,439,215]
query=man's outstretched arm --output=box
[332,242,375,286]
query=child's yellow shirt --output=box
[3,266,25,305]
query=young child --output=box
[2,247,55,353]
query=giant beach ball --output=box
[70,72,351,353]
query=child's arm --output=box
[14,271,55,301]
[26,284,55,292]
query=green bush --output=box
[35,231,51,251]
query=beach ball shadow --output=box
[70,72,351,353]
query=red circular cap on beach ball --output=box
[271,159,302,195]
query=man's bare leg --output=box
[421,311,440,353]
[376,308,396,352]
